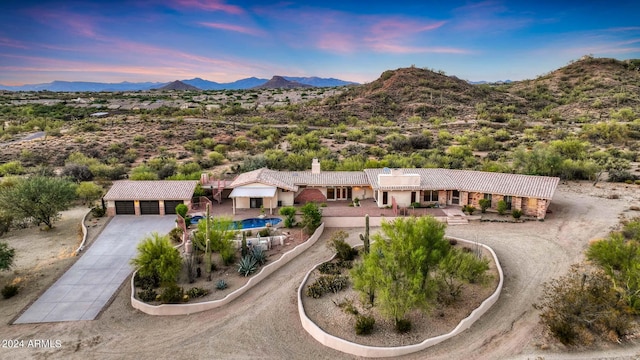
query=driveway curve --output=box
[15,216,175,323]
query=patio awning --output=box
[229,186,277,198]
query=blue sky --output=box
[0,0,638,85]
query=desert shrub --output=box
[497,200,507,215]
[329,230,357,261]
[301,202,322,234]
[535,265,631,346]
[220,246,236,266]
[133,272,160,290]
[512,209,523,219]
[216,279,228,290]
[159,284,184,304]
[478,198,491,213]
[306,275,348,298]
[62,164,93,182]
[258,228,270,237]
[318,261,342,275]
[608,170,637,183]
[175,204,188,218]
[621,219,640,240]
[462,205,476,215]
[238,255,257,277]
[186,287,209,298]
[1,284,18,299]
[336,298,359,315]
[168,227,183,243]
[0,161,25,177]
[137,288,158,302]
[0,215,12,237]
[355,315,375,335]
[395,319,412,333]
[90,206,105,218]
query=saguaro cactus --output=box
[359,214,370,254]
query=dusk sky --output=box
[1,0,639,86]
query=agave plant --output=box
[237,255,257,277]
[215,279,228,290]
[251,247,267,266]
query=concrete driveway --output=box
[15,216,175,324]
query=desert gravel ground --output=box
[1,182,640,360]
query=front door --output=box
[451,190,460,205]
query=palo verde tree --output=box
[352,216,450,331]
[0,176,76,229]
[301,202,322,234]
[130,233,182,287]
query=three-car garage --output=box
[103,180,198,216]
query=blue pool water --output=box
[189,216,282,229]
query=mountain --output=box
[0,80,163,92]
[0,76,354,92]
[283,76,357,87]
[155,80,200,91]
[252,76,313,89]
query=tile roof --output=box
[364,168,559,199]
[103,180,198,201]
[228,168,369,190]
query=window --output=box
[382,191,388,205]
[484,193,492,207]
[504,195,512,210]
[423,190,439,202]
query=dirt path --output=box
[1,183,639,359]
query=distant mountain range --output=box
[0,76,358,92]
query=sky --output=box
[0,0,639,86]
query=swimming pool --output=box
[189,216,282,230]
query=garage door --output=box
[115,201,135,215]
[140,201,160,215]
[164,200,183,215]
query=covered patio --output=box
[228,186,278,215]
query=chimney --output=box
[311,158,321,174]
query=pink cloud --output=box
[199,22,264,36]
[0,37,29,49]
[315,33,357,53]
[368,43,471,55]
[171,0,244,15]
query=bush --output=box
[186,287,209,298]
[90,206,105,218]
[355,315,375,335]
[168,227,183,244]
[462,205,476,215]
[159,284,184,304]
[478,198,491,213]
[497,200,507,215]
[137,288,157,302]
[175,204,188,218]
[395,319,412,333]
[216,279,228,290]
[329,231,357,261]
[220,246,236,266]
[318,261,342,275]
[134,272,160,290]
[301,202,322,234]
[1,284,18,299]
[305,275,348,298]
[512,209,523,219]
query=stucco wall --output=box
[297,236,504,358]
[131,223,326,316]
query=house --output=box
[103,180,198,216]
[228,159,559,219]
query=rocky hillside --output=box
[505,56,640,121]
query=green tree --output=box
[192,214,236,279]
[301,202,322,234]
[437,248,490,303]
[75,182,103,205]
[351,216,449,330]
[0,176,76,229]
[0,242,15,271]
[175,204,188,219]
[130,233,182,286]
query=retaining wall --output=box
[131,223,326,315]
[297,236,504,358]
